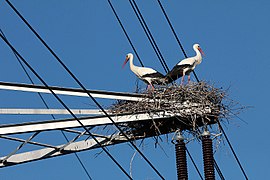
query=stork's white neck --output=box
[128,54,139,74]
[193,46,203,64]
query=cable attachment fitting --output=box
[201,130,210,137]
[171,129,184,144]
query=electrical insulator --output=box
[174,132,188,180]
[202,131,215,180]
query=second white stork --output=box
[166,43,205,85]
[122,53,166,89]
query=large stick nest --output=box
[108,82,243,139]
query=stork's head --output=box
[122,53,133,68]
[193,44,205,56]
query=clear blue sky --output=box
[0,0,269,179]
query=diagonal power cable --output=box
[108,0,144,67]
[0,33,132,180]
[155,1,246,179]
[129,1,229,179]
[5,1,164,179]
[214,159,225,180]
[156,0,199,82]
[155,1,247,179]
[128,2,208,179]
[116,1,208,179]
[217,121,248,179]
[0,29,93,180]
[186,147,203,180]
[128,0,169,73]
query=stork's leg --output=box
[180,70,187,86]
[146,84,154,91]
[188,75,191,83]
[180,75,185,85]
[146,79,155,91]
[150,83,155,90]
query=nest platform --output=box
[109,82,231,138]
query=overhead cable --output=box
[128,0,170,73]
[5,1,164,179]
[108,0,144,67]
[0,33,132,180]
[217,121,248,179]
[129,0,205,174]
[113,1,212,179]
[0,29,93,180]
[155,2,248,179]
[214,159,226,180]
[186,148,203,180]
[156,0,199,82]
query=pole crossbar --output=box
[0,111,176,135]
[0,108,107,115]
[0,81,146,101]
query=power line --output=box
[5,2,243,179]
[217,121,248,179]
[126,1,206,179]
[214,159,225,180]
[155,1,248,179]
[128,0,170,73]
[156,2,224,179]
[156,0,187,58]
[5,1,164,179]
[122,4,224,179]
[156,0,199,83]
[0,29,93,180]
[129,0,205,177]
[0,32,132,180]
[128,2,218,179]
[186,148,203,180]
[127,1,246,178]
[108,0,144,67]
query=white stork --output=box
[166,43,205,85]
[122,53,166,90]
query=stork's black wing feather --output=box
[141,72,165,78]
[141,72,167,85]
[165,64,193,83]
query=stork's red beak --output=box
[122,57,129,68]
[198,47,205,56]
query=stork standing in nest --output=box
[122,53,166,90]
[166,44,205,85]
